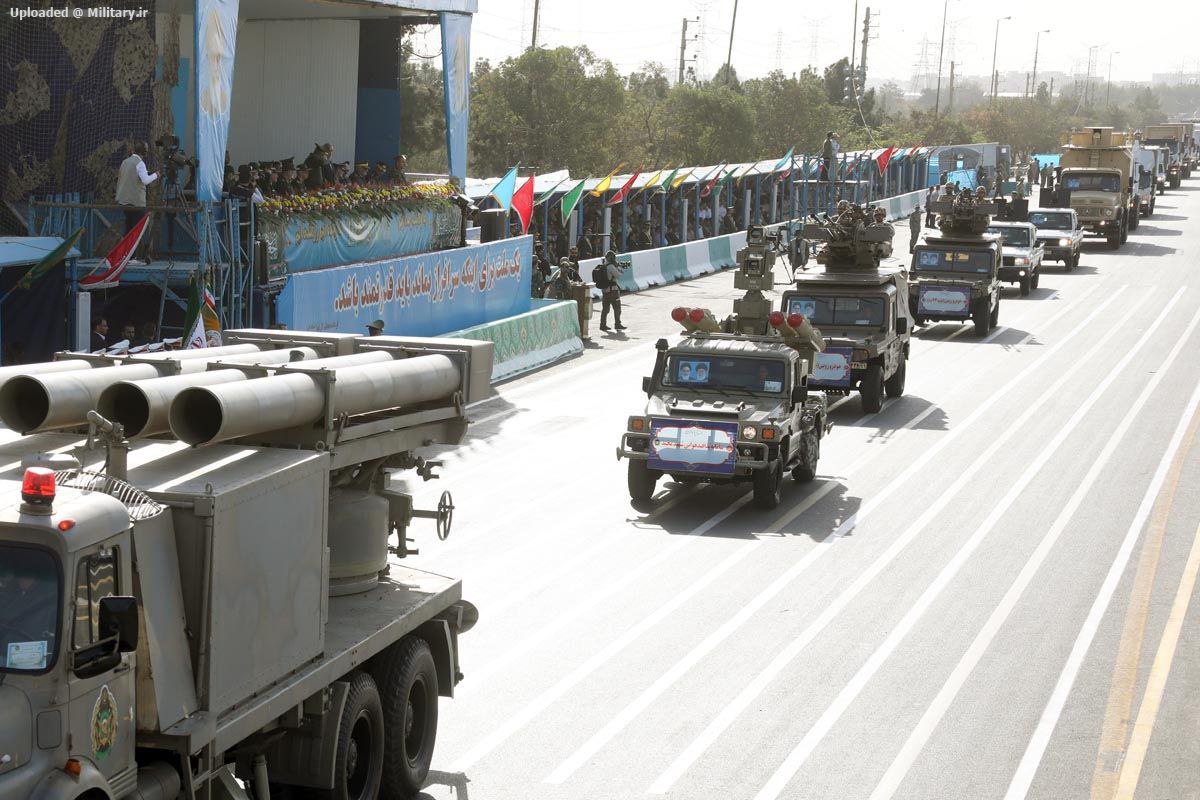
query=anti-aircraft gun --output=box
[0,330,492,800]
[617,225,830,511]
[782,203,913,413]
[909,187,1004,337]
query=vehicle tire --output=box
[972,299,989,337]
[1019,274,1031,296]
[914,315,926,328]
[792,428,820,482]
[1031,270,1040,290]
[753,458,783,510]
[1129,209,1140,230]
[1120,219,1129,243]
[884,358,906,398]
[989,296,999,328]
[860,363,885,413]
[320,672,384,800]
[1107,228,1120,250]
[373,638,439,800]
[627,460,657,505]
[1149,197,1156,215]
[1067,251,1078,271]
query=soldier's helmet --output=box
[605,249,617,261]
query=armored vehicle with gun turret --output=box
[909,189,1003,337]
[0,330,492,800]
[617,226,831,510]
[783,204,913,414]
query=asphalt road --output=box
[403,182,1200,800]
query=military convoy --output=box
[787,205,912,413]
[1059,127,1142,249]
[986,220,1044,296]
[0,331,491,800]
[618,226,830,510]
[910,190,1003,337]
[1027,208,1084,270]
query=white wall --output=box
[227,19,360,166]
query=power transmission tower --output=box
[774,31,783,72]
[911,36,932,94]
[948,60,956,114]
[809,26,820,69]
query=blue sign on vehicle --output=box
[809,347,854,388]
[648,419,739,475]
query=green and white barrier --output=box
[446,298,583,383]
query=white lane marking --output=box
[647,286,1128,794]
[869,293,1200,800]
[449,539,759,772]
[1003,351,1200,798]
[749,288,1177,800]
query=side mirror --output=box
[655,338,669,352]
[99,595,139,654]
[641,376,651,393]
[792,384,808,402]
[896,317,908,335]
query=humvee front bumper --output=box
[616,432,771,471]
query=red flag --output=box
[700,168,723,198]
[512,175,535,234]
[606,170,641,206]
[876,146,897,174]
[80,213,150,289]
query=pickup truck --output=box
[986,220,1045,295]
[1027,208,1084,271]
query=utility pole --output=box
[1031,29,1049,99]
[948,60,956,114]
[990,15,1010,102]
[860,7,871,81]
[1106,51,1118,105]
[677,18,691,85]
[724,0,739,85]
[530,0,540,49]
[1049,75,1055,101]
[850,0,859,73]
[934,0,949,119]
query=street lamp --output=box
[991,15,1012,102]
[1031,29,1051,99]
[934,0,951,119]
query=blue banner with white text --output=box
[277,237,533,335]
[195,0,239,201]
[440,12,472,188]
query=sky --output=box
[410,0,1200,88]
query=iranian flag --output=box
[80,213,150,289]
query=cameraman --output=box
[116,141,158,257]
[596,249,629,332]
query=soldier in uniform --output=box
[578,227,595,260]
[909,205,922,253]
[393,154,409,184]
[598,250,628,332]
[274,158,296,196]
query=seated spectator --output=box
[393,154,409,184]
[369,161,389,184]
[135,322,157,347]
[350,162,370,185]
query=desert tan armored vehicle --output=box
[0,330,492,800]
[618,226,831,510]
[1145,123,1191,185]
[909,189,1002,337]
[1059,127,1142,249]
[783,205,912,414]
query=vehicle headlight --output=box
[1058,238,1070,246]
[629,416,646,432]
[741,425,757,440]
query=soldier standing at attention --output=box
[909,205,922,253]
[596,250,627,332]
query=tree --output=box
[823,58,851,104]
[658,85,755,165]
[616,63,672,165]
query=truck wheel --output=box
[627,460,657,505]
[1120,219,1129,243]
[792,428,820,482]
[1129,209,1140,229]
[860,363,885,413]
[374,638,439,799]
[884,358,906,398]
[752,459,783,510]
[322,672,384,800]
[972,299,990,338]
[1019,274,1031,296]
[1067,252,1079,271]
[989,297,1000,328]
[1107,228,1120,250]
[1149,197,1156,215]
[1031,270,1040,290]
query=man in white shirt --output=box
[115,141,158,258]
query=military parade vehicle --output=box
[1059,127,1140,248]
[909,189,1003,337]
[782,204,913,414]
[1132,143,1159,216]
[0,330,492,800]
[617,226,831,510]
[1027,207,1085,270]
[1145,123,1191,186]
[985,220,1045,295]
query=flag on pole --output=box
[700,164,727,198]
[559,179,587,220]
[772,147,795,172]
[633,168,665,199]
[671,167,694,189]
[534,176,567,207]
[876,145,898,174]
[606,169,641,206]
[182,277,207,349]
[488,166,519,211]
[589,163,625,197]
[512,175,535,234]
[80,214,150,289]
[654,167,681,194]
[201,286,222,346]
[15,226,84,291]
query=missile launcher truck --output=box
[909,189,1003,337]
[784,205,913,414]
[618,226,832,510]
[0,329,493,800]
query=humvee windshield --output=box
[663,355,787,394]
[0,544,61,673]
[786,295,885,327]
[915,248,993,273]
[1028,211,1073,230]
[986,227,1031,247]
[1063,173,1120,192]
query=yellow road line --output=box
[1088,404,1200,798]
[1114,519,1200,798]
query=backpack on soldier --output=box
[592,263,610,290]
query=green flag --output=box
[559,179,587,220]
[182,276,205,349]
[17,226,84,290]
[655,167,680,194]
[534,177,567,207]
